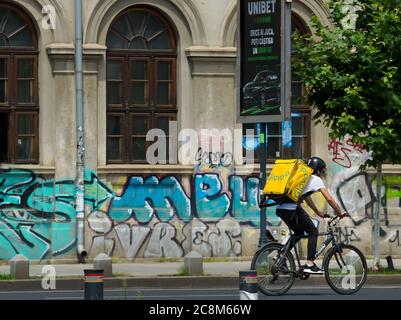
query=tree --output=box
[293,0,401,270]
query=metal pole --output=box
[282,0,292,157]
[259,124,268,247]
[75,0,86,259]
[373,163,382,270]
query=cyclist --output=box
[263,157,347,273]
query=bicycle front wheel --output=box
[251,243,296,296]
[323,244,367,295]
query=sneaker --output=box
[302,263,323,274]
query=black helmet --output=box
[307,157,327,175]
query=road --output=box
[0,286,400,300]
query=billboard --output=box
[237,0,283,123]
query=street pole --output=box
[75,0,87,259]
[373,163,383,270]
[282,0,292,157]
[258,124,268,247]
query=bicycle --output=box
[251,215,368,296]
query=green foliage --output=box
[293,0,401,167]
[177,265,190,276]
[0,274,14,281]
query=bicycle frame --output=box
[275,217,342,272]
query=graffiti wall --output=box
[0,167,273,261]
[327,136,401,257]
[1,138,400,261]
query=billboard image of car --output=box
[241,70,281,116]
[238,0,283,123]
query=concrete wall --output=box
[0,0,400,262]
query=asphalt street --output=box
[0,286,400,300]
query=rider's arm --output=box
[319,188,346,217]
[304,196,325,218]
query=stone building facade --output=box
[0,0,400,262]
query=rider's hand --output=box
[339,212,348,219]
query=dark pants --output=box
[276,206,318,261]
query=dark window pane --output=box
[0,35,6,47]
[131,82,146,104]
[267,123,280,136]
[157,82,170,105]
[148,32,171,50]
[131,61,147,80]
[17,80,33,103]
[107,82,122,104]
[112,16,134,40]
[291,137,303,158]
[107,137,122,161]
[0,113,8,162]
[129,38,147,49]
[107,61,122,80]
[156,117,170,134]
[17,114,34,134]
[107,115,122,135]
[106,32,127,49]
[144,15,164,40]
[0,59,6,77]
[9,27,32,47]
[266,137,280,159]
[16,136,34,160]
[292,82,303,104]
[0,10,7,31]
[132,138,147,161]
[128,12,148,34]
[4,10,24,35]
[0,80,6,103]
[158,61,172,81]
[292,116,303,136]
[0,58,6,102]
[17,59,33,78]
[132,117,148,135]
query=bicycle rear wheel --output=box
[323,244,367,295]
[251,243,296,296]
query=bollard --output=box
[184,251,203,276]
[386,256,395,271]
[93,253,112,277]
[84,269,104,300]
[239,271,258,300]
[10,254,29,280]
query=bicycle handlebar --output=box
[326,213,348,227]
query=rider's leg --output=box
[276,209,304,252]
[296,207,319,266]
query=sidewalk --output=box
[0,261,253,278]
[1,258,400,278]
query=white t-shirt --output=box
[276,175,326,210]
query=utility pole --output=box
[75,0,87,259]
[282,0,292,158]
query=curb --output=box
[0,275,399,292]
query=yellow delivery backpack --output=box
[263,159,314,204]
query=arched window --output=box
[0,3,38,164]
[106,6,177,163]
[243,14,311,162]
